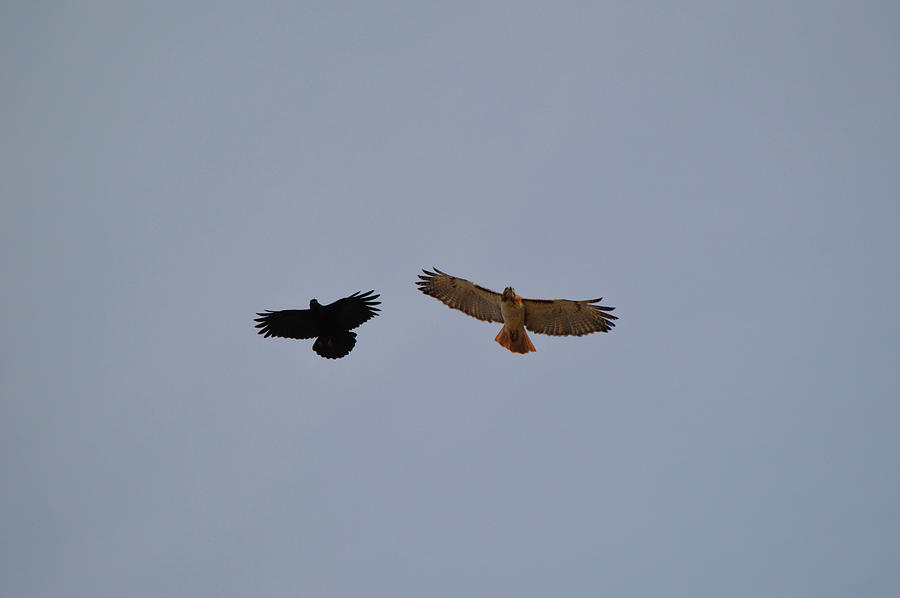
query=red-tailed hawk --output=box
[416,268,617,354]
[254,290,380,359]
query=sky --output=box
[2,2,898,596]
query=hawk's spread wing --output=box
[325,290,381,330]
[523,297,617,336]
[416,268,503,323]
[254,309,319,339]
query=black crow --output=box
[254,290,380,359]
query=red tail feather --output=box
[494,325,536,354]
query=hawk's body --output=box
[496,288,535,353]
[416,268,616,354]
[254,290,380,359]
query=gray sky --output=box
[2,2,898,596]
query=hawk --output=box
[416,268,617,354]
[254,290,380,359]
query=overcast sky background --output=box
[2,2,898,596]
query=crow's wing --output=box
[325,290,381,330]
[254,309,320,339]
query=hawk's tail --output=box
[494,325,536,354]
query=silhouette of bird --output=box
[416,267,616,354]
[254,290,380,359]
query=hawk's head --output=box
[501,287,517,301]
